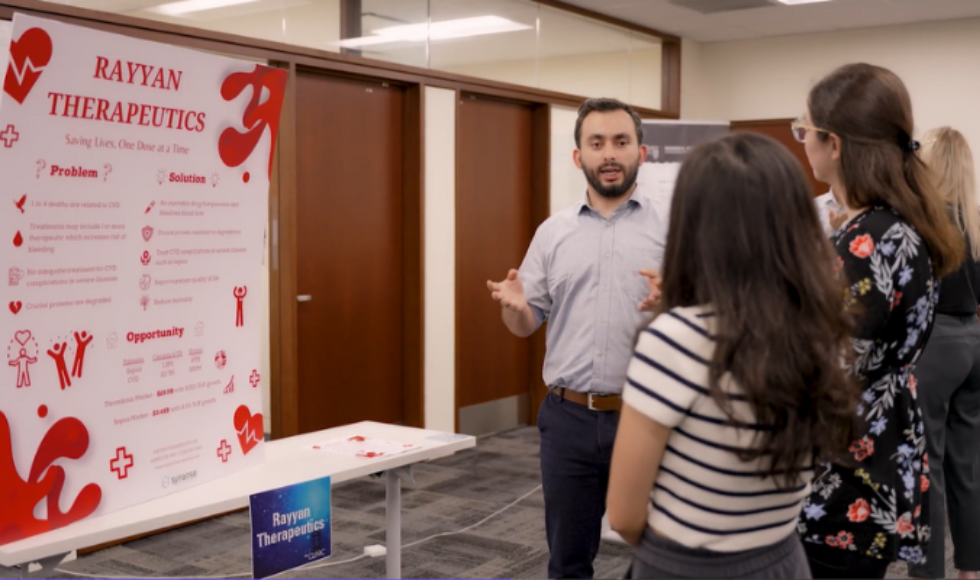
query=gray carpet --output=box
[49,426,960,579]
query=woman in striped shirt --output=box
[607,132,860,579]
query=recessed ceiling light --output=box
[776,0,833,4]
[147,0,259,16]
[334,16,532,49]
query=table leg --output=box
[384,466,414,579]
[386,470,401,579]
[0,552,71,579]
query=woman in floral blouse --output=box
[792,63,964,578]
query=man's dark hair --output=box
[574,98,643,148]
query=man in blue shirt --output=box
[487,98,666,578]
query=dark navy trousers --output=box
[538,391,621,579]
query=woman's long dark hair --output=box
[809,63,964,276]
[659,132,859,488]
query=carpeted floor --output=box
[49,426,958,579]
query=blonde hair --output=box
[921,127,980,260]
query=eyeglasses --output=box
[790,117,829,143]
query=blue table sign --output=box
[249,475,331,578]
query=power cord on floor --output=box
[54,483,544,579]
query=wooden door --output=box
[455,94,541,434]
[293,71,405,432]
[731,119,828,196]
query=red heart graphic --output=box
[9,301,22,314]
[233,405,263,455]
[14,330,31,345]
[4,28,53,105]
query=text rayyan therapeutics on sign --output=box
[250,476,332,579]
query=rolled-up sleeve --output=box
[519,222,551,328]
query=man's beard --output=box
[583,160,640,199]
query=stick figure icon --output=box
[233,286,247,327]
[72,331,93,379]
[9,348,36,388]
[48,342,71,390]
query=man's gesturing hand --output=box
[487,269,528,312]
[639,268,662,312]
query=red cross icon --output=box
[249,369,260,388]
[217,439,232,462]
[0,125,19,148]
[110,447,134,479]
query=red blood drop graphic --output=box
[13,231,23,247]
[38,405,47,418]
[242,172,250,183]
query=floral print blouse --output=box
[798,205,936,565]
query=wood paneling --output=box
[456,94,535,410]
[661,40,682,117]
[402,85,425,428]
[731,119,828,197]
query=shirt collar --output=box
[577,185,644,214]
[824,193,842,212]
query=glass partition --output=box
[345,0,429,68]
[28,0,663,110]
[428,0,540,86]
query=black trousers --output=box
[908,313,980,578]
[538,391,620,579]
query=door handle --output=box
[296,295,312,302]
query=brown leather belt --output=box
[550,386,622,412]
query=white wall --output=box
[685,17,980,172]
[551,105,588,213]
[446,48,662,111]
[679,38,710,121]
[423,87,457,432]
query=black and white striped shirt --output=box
[623,305,813,551]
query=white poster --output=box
[638,120,730,210]
[0,14,286,545]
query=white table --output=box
[0,421,477,578]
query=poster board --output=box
[0,14,286,546]
[638,119,731,209]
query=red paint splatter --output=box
[217,65,287,180]
[0,411,102,546]
[349,436,365,442]
[242,172,250,183]
[13,231,22,247]
[37,406,47,418]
